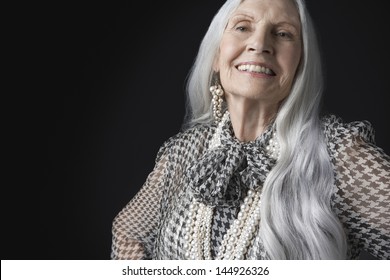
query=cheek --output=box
[278,47,302,89]
[218,37,241,68]
[281,46,301,79]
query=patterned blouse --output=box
[110,114,390,260]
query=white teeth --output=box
[237,64,273,75]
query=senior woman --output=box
[111,0,390,260]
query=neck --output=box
[226,96,279,142]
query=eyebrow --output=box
[229,13,300,31]
[229,13,255,22]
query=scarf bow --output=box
[187,118,276,207]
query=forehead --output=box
[231,0,301,26]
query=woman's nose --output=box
[246,29,273,55]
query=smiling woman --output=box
[215,0,302,141]
[110,0,390,260]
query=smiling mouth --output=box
[237,64,276,76]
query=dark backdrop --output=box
[5,0,388,260]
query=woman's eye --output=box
[235,26,248,32]
[275,31,293,39]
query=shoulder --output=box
[156,123,216,161]
[321,114,376,147]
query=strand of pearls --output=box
[185,189,262,260]
[216,190,261,260]
[184,201,214,260]
[266,132,280,160]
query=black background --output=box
[4,0,389,260]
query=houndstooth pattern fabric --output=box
[187,117,276,207]
[110,149,169,259]
[111,115,390,259]
[323,115,390,259]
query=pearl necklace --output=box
[184,112,279,260]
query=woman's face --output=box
[214,0,302,104]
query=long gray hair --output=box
[184,0,347,259]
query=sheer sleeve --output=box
[110,140,172,260]
[324,116,390,259]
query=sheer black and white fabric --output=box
[111,115,390,259]
[110,125,214,259]
[323,116,390,259]
[110,142,170,259]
